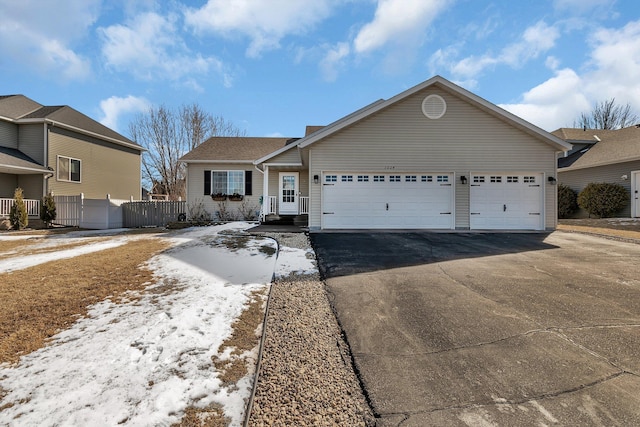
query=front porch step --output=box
[263,214,308,226]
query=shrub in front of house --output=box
[40,192,57,227]
[9,187,28,230]
[577,182,629,218]
[557,184,578,218]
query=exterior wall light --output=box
[548,176,557,185]
[460,175,467,184]
[313,174,319,184]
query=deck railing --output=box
[266,196,277,215]
[0,198,40,218]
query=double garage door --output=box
[321,172,544,230]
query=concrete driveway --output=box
[310,231,640,426]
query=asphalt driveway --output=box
[310,231,640,426]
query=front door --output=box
[279,172,299,215]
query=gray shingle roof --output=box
[180,137,292,162]
[0,146,51,174]
[557,125,640,170]
[0,95,142,150]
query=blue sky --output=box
[1,0,639,139]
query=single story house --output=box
[556,125,640,218]
[0,95,144,219]
[181,75,571,231]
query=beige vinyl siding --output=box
[265,147,302,165]
[0,120,18,149]
[187,163,263,220]
[559,160,640,218]
[18,124,45,164]
[308,87,559,229]
[17,174,44,200]
[0,174,18,198]
[47,128,141,199]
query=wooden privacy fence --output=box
[122,200,186,228]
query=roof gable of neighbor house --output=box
[180,136,293,163]
[255,75,571,165]
[20,105,141,149]
[558,125,640,171]
[0,95,43,119]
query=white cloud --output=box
[500,19,640,131]
[448,21,560,79]
[320,42,351,82]
[184,0,336,58]
[99,12,230,86]
[500,68,590,131]
[584,20,640,109]
[353,0,449,54]
[0,0,97,80]
[99,95,150,132]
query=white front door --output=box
[279,172,299,215]
[632,171,640,218]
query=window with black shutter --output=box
[245,170,252,195]
[204,170,211,195]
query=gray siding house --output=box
[182,76,571,231]
[0,95,144,219]
[556,125,640,218]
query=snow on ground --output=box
[0,222,316,427]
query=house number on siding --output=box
[383,166,396,170]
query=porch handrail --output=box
[299,196,309,214]
[0,198,40,217]
[267,196,277,215]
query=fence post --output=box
[80,193,84,228]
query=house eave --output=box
[558,156,640,173]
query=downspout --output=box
[43,122,49,198]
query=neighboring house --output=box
[556,125,640,218]
[0,95,143,218]
[181,76,571,231]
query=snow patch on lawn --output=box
[0,223,279,426]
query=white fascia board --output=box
[0,164,52,174]
[262,163,303,167]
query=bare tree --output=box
[574,98,639,130]
[129,104,244,200]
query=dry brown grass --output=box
[172,405,229,427]
[212,289,268,386]
[0,238,170,365]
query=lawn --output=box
[0,224,315,426]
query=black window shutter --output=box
[245,170,252,195]
[204,170,211,195]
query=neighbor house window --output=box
[204,170,252,195]
[57,156,81,182]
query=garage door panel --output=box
[322,173,453,229]
[470,173,543,230]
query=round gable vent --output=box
[422,94,446,119]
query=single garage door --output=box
[470,173,544,230]
[322,172,454,229]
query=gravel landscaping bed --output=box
[247,233,374,426]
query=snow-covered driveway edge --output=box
[0,223,286,427]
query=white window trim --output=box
[57,155,81,183]
[210,170,246,195]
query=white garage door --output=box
[470,173,544,230]
[322,173,454,229]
